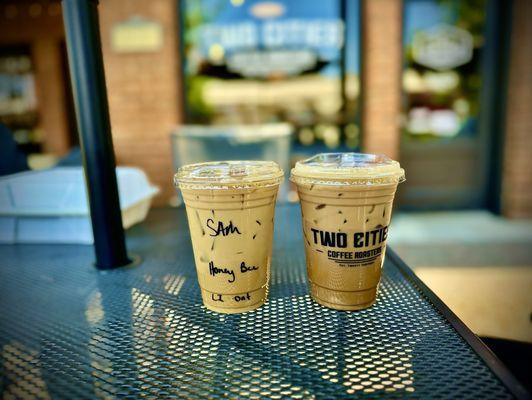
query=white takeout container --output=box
[0,167,159,244]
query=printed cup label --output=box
[306,225,388,267]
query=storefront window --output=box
[402,0,487,140]
[400,0,495,210]
[181,0,361,151]
[0,46,39,154]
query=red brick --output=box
[502,0,532,218]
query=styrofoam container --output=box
[0,167,159,244]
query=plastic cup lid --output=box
[290,153,405,186]
[174,160,284,189]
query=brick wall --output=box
[360,0,403,160]
[33,36,71,155]
[501,0,532,218]
[98,0,182,205]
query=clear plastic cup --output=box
[290,153,405,310]
[175,161,283,313]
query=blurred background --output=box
[0,0,530,388]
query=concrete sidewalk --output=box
[389,210,532,267]
[388,211,532,343]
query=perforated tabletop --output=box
[0,207,527,399]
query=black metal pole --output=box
[62,0,130,269]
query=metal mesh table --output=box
[0,206,527,399]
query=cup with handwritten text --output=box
[290,153,405,310]
[175,161,283,313]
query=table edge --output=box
[387,248,530,400]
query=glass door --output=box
[399,0,507,210]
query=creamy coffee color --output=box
[175,161,283,313]
[291,153,405,310]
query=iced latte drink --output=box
[290,153,405,310]
[175,161,283,313]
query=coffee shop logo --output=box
[198,17,344,78]
[412,24,473,71]
[310,226,388,267]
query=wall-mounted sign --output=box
[412,24,473,71]
[111,16,163,53]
